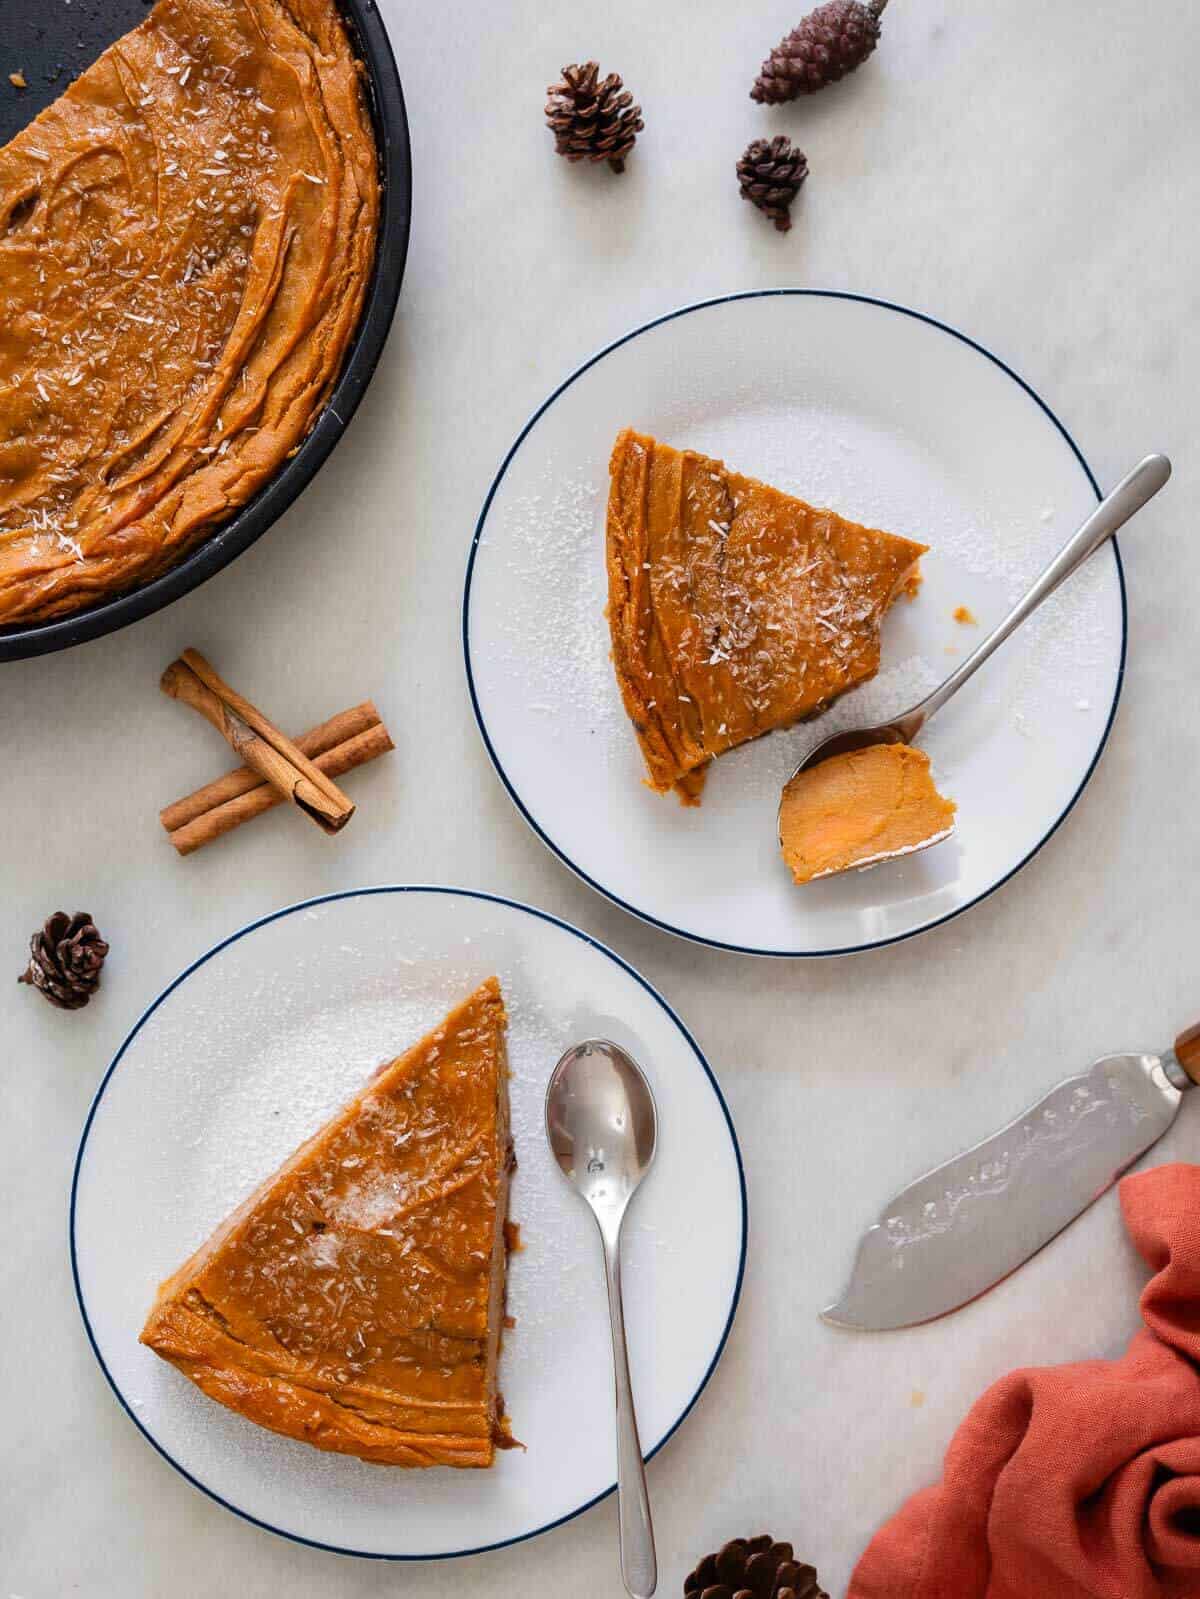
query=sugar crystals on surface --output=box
[490,476,622,749]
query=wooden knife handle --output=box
[1174,1022,1200,1084]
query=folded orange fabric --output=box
[849,1163,1200,1599]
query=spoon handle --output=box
[906,453,1171,733]
[601,1223,658,1598]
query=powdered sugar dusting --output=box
[487,479,620,754]
[483,456,952,797]
[160,957,567,1295]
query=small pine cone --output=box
[751,0,887,103]
[684,1535,828,1599]
[545,61,643,173]
[18,911,109,1010]
[737,136,808,233]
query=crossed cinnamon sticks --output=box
[160,650,394,855]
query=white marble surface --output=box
[3,0,1198,1593]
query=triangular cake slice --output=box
[606,427,929,802]
[140,979,515,1467]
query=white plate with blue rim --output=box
[71,887,746,1559]
[463,290,1127,957]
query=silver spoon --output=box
[546,1039,659,1599]
[777,453,1172,858]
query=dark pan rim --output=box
[0,0,411,661]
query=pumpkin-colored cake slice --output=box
[779,742,956,884]
[0,0,379,624]
[140,978,515,1468]
[606,427,928,802]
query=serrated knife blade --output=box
[823,1029,1200,1332]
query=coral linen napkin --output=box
[848,1163,1200,1599]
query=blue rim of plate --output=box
[462,288,1126,959]
[70,885,748,1562]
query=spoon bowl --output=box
[547,1039,658,1213]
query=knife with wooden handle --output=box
[822,1023,1200,1331]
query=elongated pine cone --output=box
[737,136,808,232]
[684,1535,828,1599]
[545,61,643,173]
[751,0,888,103]
[18,911,109,1010]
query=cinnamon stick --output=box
[165,720,393,855]
[160,702,381,833]
[160,649,356,834]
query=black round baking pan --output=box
[0,0,411,661]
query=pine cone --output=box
[751,0,887,103]
[737,136,808,232]
[684,1535,828,1599]
[18,911,109,1010]
[545,61,643,173]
